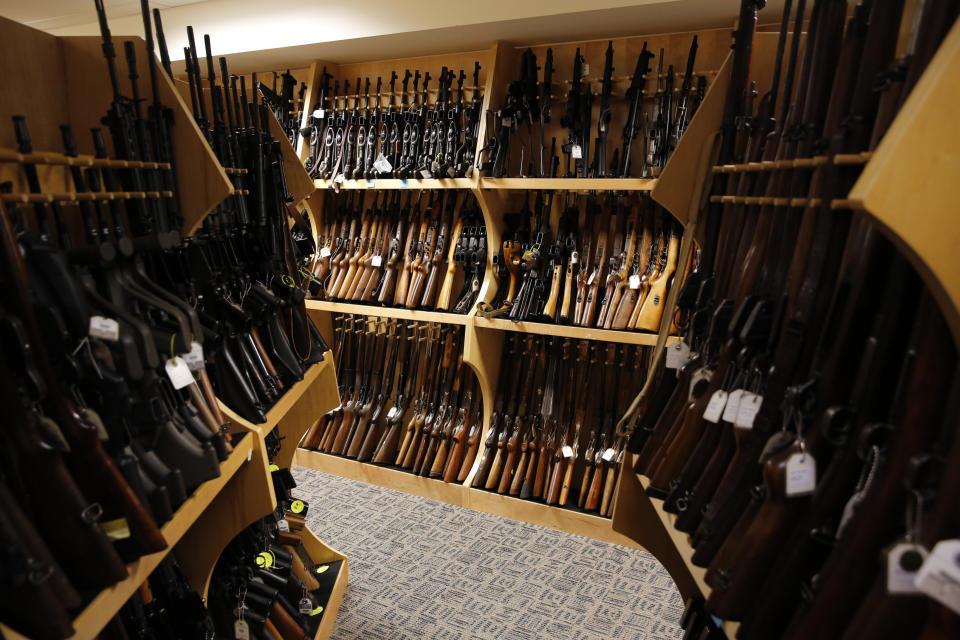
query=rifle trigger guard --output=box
[80,501,104,524]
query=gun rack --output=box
[0,15,348,640]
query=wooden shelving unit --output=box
[478,177,658,191]
[306,299,472,325]
[295,449,641,549]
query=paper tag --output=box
[299,597,313,614]
[101,517,130,541]
[183,341,205,371]
[571,144,583,159]
[601,448,616,463]
[581,63,590,77]
[371,255,383,267]
[290,499,306,514]
[628,274,641,290]
[277,518,290,532]
[319,246,332,258]
[234,619,250,640]
[501,116,513,128]
[310,606,324,616]
[887,543,928,594]
[256,551,275,569]
[785,453,816,497]
[315,564,330,574]
[165,357,195,390]
[702,390,728,424]
[722,389,745,423]
[665,340,690,369]
[313,109,325,119]
[373,153,393,173]
[334,173,345,183]
[561,445,574,459]
[420,169,433,179]
[366,179,376,188]
[915,540,960,614]
[735,393,762,429]
[399,179,409,188]
[269,463,280,472]
[89,315,119,342]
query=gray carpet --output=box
[293,466,685,640]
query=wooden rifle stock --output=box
[436,213,465,310]
[634,231,679,331]
[269,599,309,640]
[559,252,577,322]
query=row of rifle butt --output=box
[310,190,485,314]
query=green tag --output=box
[290,499,305,514]
[269,464,280,472]
[256,551,275,568]
[310,606,324,616]
[315,564,329,574]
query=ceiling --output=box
[4,0,208,31]
[0,0,794,74]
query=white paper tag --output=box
[373,153,393,173]
[165,357,195,390]
[601,448,616,463]
[89,315,120,342]
[334,173,345,183]
[785,453,816,497]
[234,619,250,640]
[628,274,641,290]
[319,246,332,258]
[722,389,745,423]
[420,169,433,179]
[665,340,690,369]
[366,179,376,188]
[561,445,574,459]
[182,341,205,371]
[277,518,290,532]
[571,144,583,159]
[735,393,762,429]
[501,116,513,128]
[399,179,409,188]
[313,109,325,119]
[702,390,728,424]
[581,63,590,77]
[371,255,383,267]
[886,543,928,594]
[915,540,960,613]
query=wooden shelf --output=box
[313,177,659,192]
[0,434,254,640]
[314,177,477,190]
[219,356,334,438]
[307,300,673,345]
[294,449,641,548]
[637,474,739,638]
[305,299,472,325]
[473,316,674,345]
[479,177,658,191]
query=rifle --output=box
[472,334,517,487]
[538,48,556,178]
[457,62,483,177]
[559,48,585,177]
[620,42,655,178]
[669,35,699,154]
[593,41,614,177]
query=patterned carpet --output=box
[292,467,685,640]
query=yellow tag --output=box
[310,606,324,616]
[101,517,131,541]
[269,464,280,472]
[290,500,305,514]
[315,564,329,574]
[256,551,275,568]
